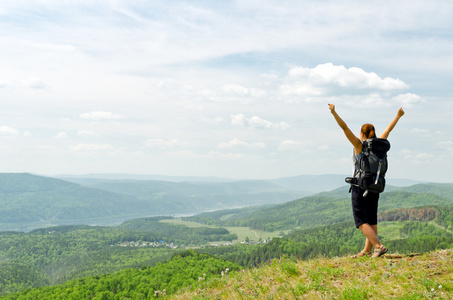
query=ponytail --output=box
[361,124,376,139]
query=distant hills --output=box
[0,173,304,231]
[57,173,424,191]
[57,173,237,183]
[0,172,435,232]
[0,173,151,231]
[184,183,453,232]
[268,174,423,192]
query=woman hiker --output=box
[328,104,405,258]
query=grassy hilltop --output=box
[3,249,451,299]
[171,250,453,300]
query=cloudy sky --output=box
[0,0,452,182]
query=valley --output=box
[0,173,452,298]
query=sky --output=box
[0,0,452,182]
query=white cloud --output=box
[278,140,313,151]
[231,114,290,130]
[280,82,323,97]
[436,140,453,155]
[393,93,423,107]
[221,84,266,99]
[70,144,114,152]
[218,139,265,149]
[436,140,453,148]
[202,117,224,124]
[343,92,416,108]
[0,77,46,90]
[358,93,388,107]
[21,77,46,89]
[279,140,302,151]
[54,132,69,139]
[222,84,249,96]
[0,126,19,136]
[206,151,245,160]
[77,130,100,137]
[80,111,122,121]
[281,63,409,97]
[231,114,247,126]
[163,149,246,160]
[411,128,430,134]
[146,139,182,148]
[0,80,11,88]
[400,149,433,160]
[164,150,197,158]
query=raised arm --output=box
[328,104,362,154]
[380,107,405,139]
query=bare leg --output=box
[363,224,377,252]
[359,223,381,250]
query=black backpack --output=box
[346,138,391,197]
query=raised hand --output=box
[328,103,335,112]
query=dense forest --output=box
[0,216,243,295]
[1,178,452,298]
[0,226,175,294]
[2,215,452,298]
[197,213,453,267]
[118,216,237,244]
[2,204,452,297]
[1,251,241,299]
[184,187,453,232]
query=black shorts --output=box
[351,185,379,228]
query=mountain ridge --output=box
[0,173,447,232]
[184,183,453,232]
[56,172,425,186]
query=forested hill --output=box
[1,210,452,298]
[0,173,303,231]
[0,251,242,299]
[2,172,450,232]
[398,182,453,198]
[61,177,306,209]
[0,173,152,231]
[184,183,453,232]
[2,247,452,299]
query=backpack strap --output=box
[360,140,371,197]
[375,159,383,185]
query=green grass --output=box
[378,221,406,240]
[170,249,453,299]
[224,227,287,243]
[160,218,286,244]
[161,218,432,246]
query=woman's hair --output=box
[361,124,376,139]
